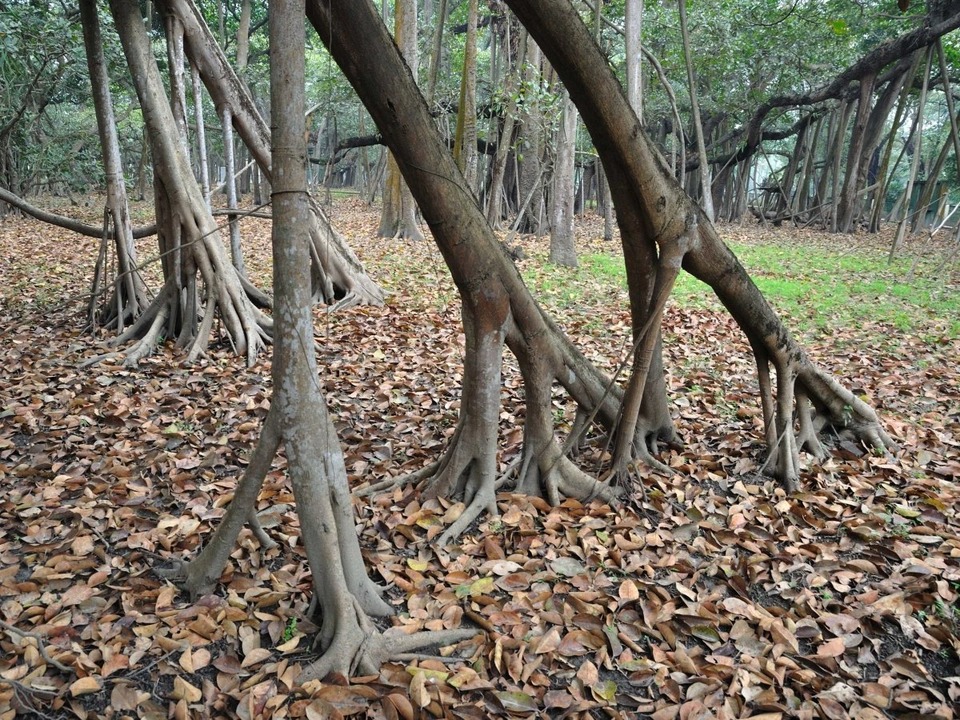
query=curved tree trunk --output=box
[308,0,639,541]
[79,0,149,334]
[506,0,894,490]
[109,0,270,366]
[159,0,385,308]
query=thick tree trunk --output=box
[109,0,270,366]
[79,0,149,334]
[159,0,385,308]
[308,0,630,539]
[506,0,894,490]
[168,1,473,681]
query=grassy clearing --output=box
[526,230,960,339]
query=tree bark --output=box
[378,0,425,241]
[550,89,578,266]
[678,0,714,221]
[453,0,478,192]
[624,0,643,120]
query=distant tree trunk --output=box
[486,23,522,227]
[516,39,546,235]
[79,0,148,334]
[222,105,245,274]
[595,0,614,240]
[891,46,933,258]
[550,90,578,266]
[911,42,960,231]
[190,65,211,204]
[378,0,424,240]
[678,0,713,221]
[625,0,642,120]
[425,0,447,104]
[235,0,251,72]
[453,0,478,192]
[835,73,877,232]
[109,0,270,366]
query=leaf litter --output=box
[0,197,958,718]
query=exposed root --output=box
[752,342,898,491]
[355,461,440,498]
[299,596,477,683]
[160,413,281,598]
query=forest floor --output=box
[1,195,959,719]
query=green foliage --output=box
[530,233,959,340]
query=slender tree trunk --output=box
[190,65,211,205]
[425,0,447,104]
[378,0,424,241]
[550,90,578,266]
[625,0,643,120]
[678,0,713,221]
[453,0,478,192]
[516,39,546,235]
[221,105,245,274]
[891,46,933,258]
[79,0,148,334]
[486,23,522,227]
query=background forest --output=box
[1,1,960,719]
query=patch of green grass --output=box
[560,241,959,339]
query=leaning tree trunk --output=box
[506,0,894,491]
[160,0,385,308]
[309,0,645,543]
[79,0,148,334]
[109,0,270,366]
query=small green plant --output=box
[281,617,298,643]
